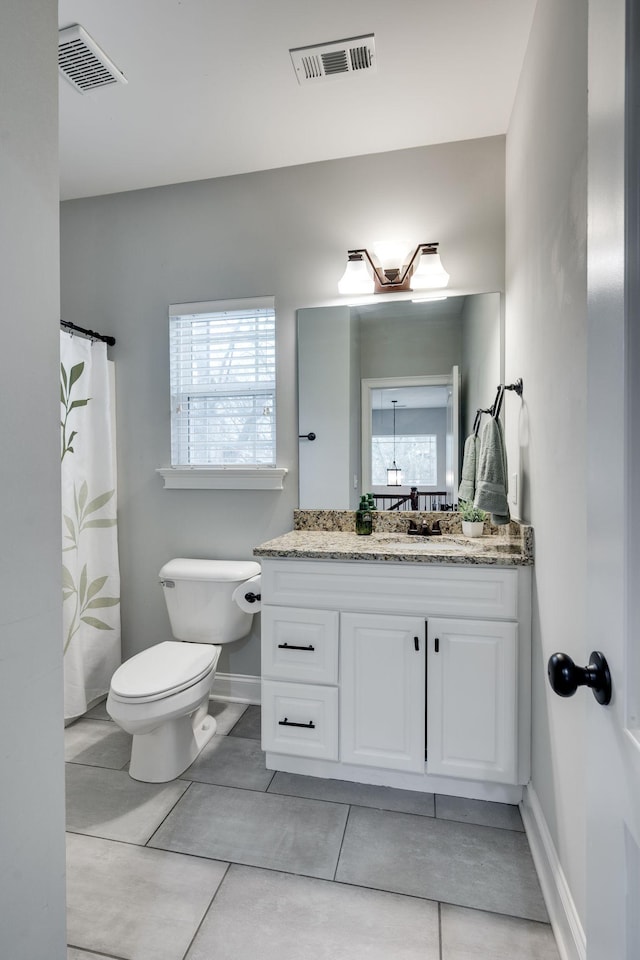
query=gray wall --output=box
[359,310,462,381]
[461,292,503,438]
[0,1,67,956]
[60,136,506,677]
[505,0,588,926]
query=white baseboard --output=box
[520,785,586,960]
[211,672,261,705]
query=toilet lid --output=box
[110,641,219,701]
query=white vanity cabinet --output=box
[260,557,531,801]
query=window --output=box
[169,298,276,468]
[371,435,438,487]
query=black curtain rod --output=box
[60,319,116,347]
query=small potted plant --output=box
[458,501,487,537]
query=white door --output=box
[426,618,518,784]
[340,613,425,772]
[585,1,640,956]
[297,306,354,509]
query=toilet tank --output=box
[159,558,261,644]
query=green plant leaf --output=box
[84,518,117,528]
[85,490,115,515]
[69,398,90,411]
[63,515,76,539]
[62,590,75,602]
[86,575,108,602]
[78,481,88,511]
[62,565,75,590]
[68,430,77,446]
[79,565,88,604]
[68,362,85,389]
[61,363,68,391]
[60,384,66,405]
[80,616,113,630]
[86,597,120,609]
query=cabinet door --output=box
[340,613,425,772]
[427,618,518,784]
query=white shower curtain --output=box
[61,331,121,721]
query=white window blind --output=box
[169,298,276,467]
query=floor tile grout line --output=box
[178,861,233,960]
[143,780,194,847]
[263,788,436,817]
[67,944,129,960]
[328,875,551,925]
[332,803,352,882]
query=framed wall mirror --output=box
[297,293,503,510]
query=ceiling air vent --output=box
[58,24,127,94]
[290,34,376,85]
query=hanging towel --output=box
[458,433,479,503]
[474,416,510,525]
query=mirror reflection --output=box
[362,376,457,510]
[297,293,502,510]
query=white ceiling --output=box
[58,0,536,201]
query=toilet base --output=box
[129,701,217,782]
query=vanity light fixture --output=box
[387,399,402,486]
[338,242,449,295]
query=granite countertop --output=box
[254,513,533,567]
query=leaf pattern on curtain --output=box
[61,334,121,720]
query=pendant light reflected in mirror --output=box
[387,399,402,486]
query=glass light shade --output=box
[371,240,413,271]
[338,256,375,295]
[410,249,450,290]
[387,464,402,486]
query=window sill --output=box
[156,466,288,490]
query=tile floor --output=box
[65,700,560,960]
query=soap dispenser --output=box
[355,496,373,536]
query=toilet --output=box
[106,558,261,783]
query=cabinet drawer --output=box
[262,680,338,760]
[261,606,339,683]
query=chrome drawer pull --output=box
[278,717,316,729]
[277,643,315,651]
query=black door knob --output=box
[547,651,612,705]
[298,432,316,441]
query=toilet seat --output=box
[110,641,220,704]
